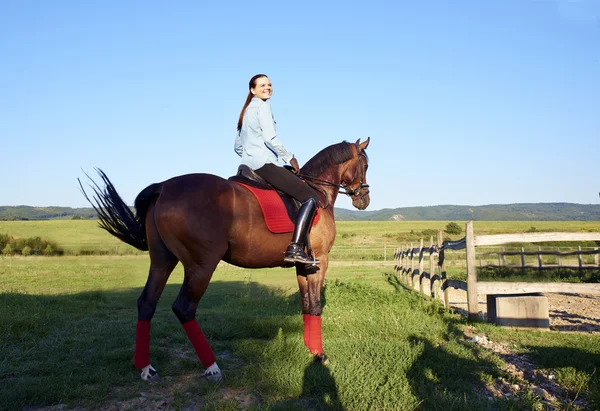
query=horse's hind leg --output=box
[172,254,224,383]
[134,211,179,381]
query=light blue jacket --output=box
[234,97,293,170]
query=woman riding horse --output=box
[81,130,370,385]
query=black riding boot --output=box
[284,198,320,265]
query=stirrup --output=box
[284,244,320,265]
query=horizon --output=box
[3,201,600,213]
[1,1,599,209]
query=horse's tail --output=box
[79,169,159,251]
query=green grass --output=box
[0,220,142,255]
[335,220,600,247]
[1,220,600,408]
[2,256,599,409]
[1,219,599,259]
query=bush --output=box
[2,243,14,255]
[43,244,54,256]
[421,229,437,237]
[444,222,462,235]
[0,233,12,250]
[0,234,63,256]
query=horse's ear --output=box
[358,137,370,150]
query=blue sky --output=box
[1,0,598,211]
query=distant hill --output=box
[1,203,599,221]
[333,203,600,221]
[0,206,97,220]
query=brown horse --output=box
[81,138,370,383]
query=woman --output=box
[235,74,319,265]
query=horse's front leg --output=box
[296,257,328,363]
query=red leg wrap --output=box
[182,320,216,368]
[134,320,151,369]
[302,314,310,349]
[308,315,323,355]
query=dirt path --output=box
[446,288,600,333]
[446,289,599,409]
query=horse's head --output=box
[340,138,370,210]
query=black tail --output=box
[78,169,158,251]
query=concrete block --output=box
[487,293,549,329]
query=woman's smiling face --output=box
[251,76,272,101]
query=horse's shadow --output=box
[300,361,343,410]
[0,279,342,409]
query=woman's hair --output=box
[237,74,268,132]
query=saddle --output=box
[228,165,320,233]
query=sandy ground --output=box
[445,287,600,333]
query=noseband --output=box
[298,143,369,206]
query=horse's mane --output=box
[301,141,355,177]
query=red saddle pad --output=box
[236,182,320,234]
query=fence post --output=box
[399,247,403,276]
[538,246,543,271]
[520,247,526,275]
[410,242,415,289]
[466,221,479,321]
[437,230,448,307]
[501,247,506,266]
[418,238,425,294]
[578,246,583,276]
[403,246,407,282]
[557,247,561,267]
[595,248,599,267]
[429,236,435,298]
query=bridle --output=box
[297,142,369,207]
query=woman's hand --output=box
[290,157,300,174]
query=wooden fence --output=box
[394,222,600,321]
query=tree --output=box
[444,222,462,235]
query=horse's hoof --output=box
[140,365,161,382]
[314,353,330,365]
[202,364,223,384]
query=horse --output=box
[80,138,370,383]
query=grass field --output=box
[1,219,599,258]
[1,254,600,410]
[1,220,600,409]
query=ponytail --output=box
[237,74,268,133]
[237,92,253,132]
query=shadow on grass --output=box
[386,273,542,410]
[270,360,344,411]
[7,272,587,411]
[0,280,306,410]
[524,345,600,407]
[300,361,344,410]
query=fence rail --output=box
[394,222,600,321]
